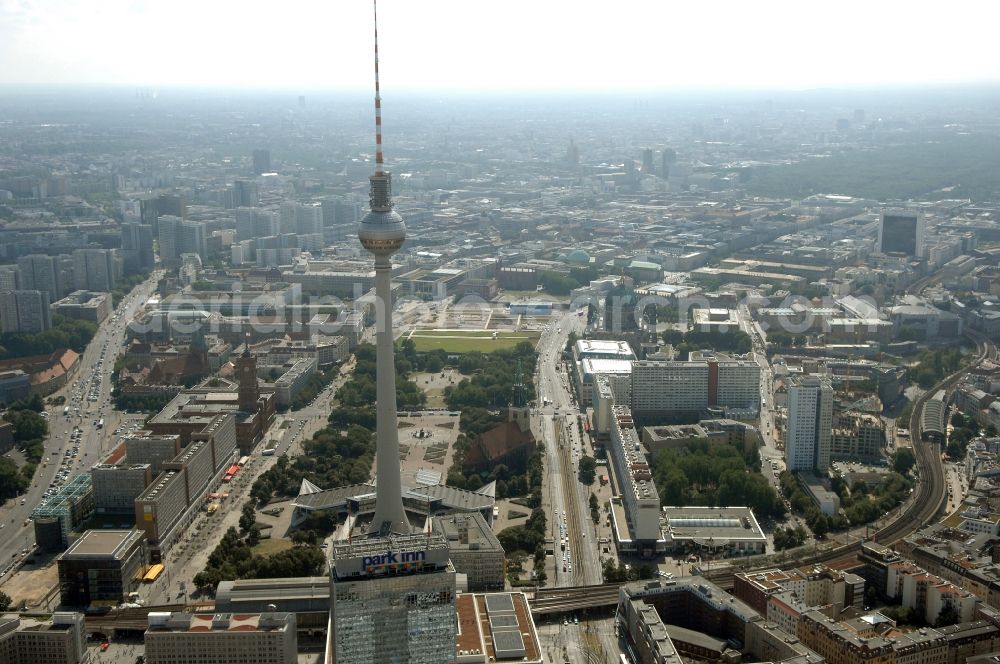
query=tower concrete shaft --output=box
[369,254,409,535]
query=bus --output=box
[143,564,165,583]
[96,419,104,429]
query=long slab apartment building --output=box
[593,351,761,435]
[608,405,665,557]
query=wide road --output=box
[533,308,600,587]
[0,271,162,574]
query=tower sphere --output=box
[358,174,406,257]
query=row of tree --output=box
[662,327,754,357]
[0,315,97,361]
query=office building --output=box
[120,221,155,273]
[433,513,505,592]
[879,211,925,257]
[0,289,51,333]
[785,376,834,473]
[145,612,296,664]
[123,432,182,474]
[326,20,457,663]
[16,254,63,303]
[608,406,663,556]
[329,533,457,664]
[57,529,147,607]
[252,149,272,176]
[72,248,119,292]
[0,612,88,664]
[91,463,153,514]
[50,291,112,324]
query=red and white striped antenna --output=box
[373,0,384,176]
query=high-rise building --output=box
[236,207,278,241]
[121,222,155,273]
[641,147,655,174]
[329,533,456,664]
[178,219,208,260]
[295,202,324,235]
[158,215,182,265]
[785,376,833,472]
[327,6,456,662]
[159,216,207,264]
[0,265,19,291]
[661,147,677,180]
[878,211,925,257]
[141,194,187,233]
[0,290,52,333]
[16,253,63,304]
[252,148,272,176]
[72,248,119,292]
[233,179,259,207]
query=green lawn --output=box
[406,330,540,353]
[252,538,295,556]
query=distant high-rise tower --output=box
[565,139,579,167]
[641,148,655,175]
[661,147,677,180]
[785,376,833,473]
[252,149,271,175]
[878,211,925,257]
[328,5,456,663]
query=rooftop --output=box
[62,529,143,559]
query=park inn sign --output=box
[362,549,428,572]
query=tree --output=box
[891,448,916,476]
[0,591,10,611]
[578,456,596,485]
[935,606,960,627]
[239,503,257,534]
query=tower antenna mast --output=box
[373,0,384,176]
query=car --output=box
[100,642,110,651]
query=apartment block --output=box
[0,290,51,333]
[145,612,296,664]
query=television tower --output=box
[358,0,409,536]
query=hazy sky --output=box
[1,0,998,91]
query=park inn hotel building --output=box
[328,532,457,664]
